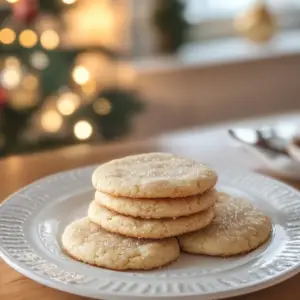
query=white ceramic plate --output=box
[1,166,300,300]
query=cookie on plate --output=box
[94,188,216,219]
[178,192,272,256]
[62,218,180,270]
[92,152,217,198]
[88,201,215,239]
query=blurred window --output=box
[183,0,300,40]
[131,0,300,56]
[184,0,300,23]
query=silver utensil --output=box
[228,127,290,160]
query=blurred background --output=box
[0,0,300,158]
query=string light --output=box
[73,120,93,140]
[62,0,77,4]
[30,51,49,70]
[19,29,38,48]
[0,28,16,45]
[41,110,63,133]
[40,30,60,50]
[56,92,80,116]
[93,98,112,115]
[22,74,39,90]
[1,67,21,89]
[72,66,90,85]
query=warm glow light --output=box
[93,98,112,115]
[19,29,38,48]
[73,120,93,140]
[41,110,63,133]
[0,28,16,44]
[1,67,21,89]
[23,74,39,90]
[5,0,19,3]
[30,51,49,70]
[40,30,60,50]
[57,92,80,116]
[4,56,20,68]
[62,0,76,4]
[72,66,90,85]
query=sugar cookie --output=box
[178,193,272,256]
[92,152,217,198]
[88,201,215,239]
[62,218,180,270]
[94,189,216,219]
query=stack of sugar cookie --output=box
[88,153,217,239]
[89,152,218,239]
[62,152,272,271]
[62,152,218,270]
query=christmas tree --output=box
[0,0,144,157]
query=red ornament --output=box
[0,87,8,110]
[12,0,39,25]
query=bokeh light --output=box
[93,98,112,115]
[1,67,21,89]
[40,30,60,50]
[62,0,77,4]
[72,66,90,85]
[30,51,50,70]
[19,29,38,48]
[41,110,63,133]
[57,92,80,116]
[73,120,93,140]
[0,28,16,45]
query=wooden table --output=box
[1,125,300,300]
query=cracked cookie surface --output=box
[88,201,215,239]
[178,192,272,256]
[94,188,216,219]
[62,218,180,270]
[92,152,217,198]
